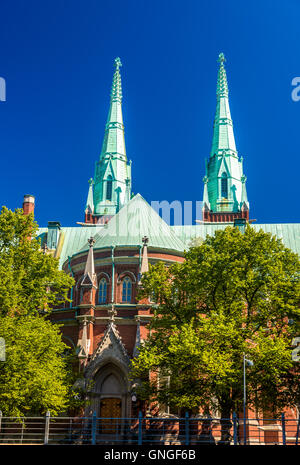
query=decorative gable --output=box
[86,322,131,377]
[217,156,230,177]
[81,272,95,287]
[103,159,116,180]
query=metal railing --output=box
[0,411,299,445]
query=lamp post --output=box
[243,354,253,445]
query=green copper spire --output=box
[90,57,132,218]
[211,53,236,157]
[203,53,249,218]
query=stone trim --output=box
[257,425,282,431]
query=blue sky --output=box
[0,0,299,226]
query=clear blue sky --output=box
[0,0,299,226]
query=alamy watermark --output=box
[102,200,205,239]
[0,77,6,101]
[291,77,300,101]
[0,337,5,361]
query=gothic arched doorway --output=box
[99,372,122,433]
[91,362,130,419]
[93,363,130,435]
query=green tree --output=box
[0,206,77,416]
[131,226,300,441]
[0,314,73,416]
[0,206,74,317]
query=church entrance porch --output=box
[85,359,133,443]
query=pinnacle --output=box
[217,52,228,98]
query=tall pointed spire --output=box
[202,53,249,223]
[84,57,132,223]
[101,57,125,157]
[210,53,236,157]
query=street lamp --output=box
[243,354,253,445]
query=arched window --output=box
[99,278,107,304]
[106,175,112,201]
[122,277,132,303]
[221,172,228,198]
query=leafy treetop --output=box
[132,226,300,422]
[0,206,74,317]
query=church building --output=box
[21,54,299,426]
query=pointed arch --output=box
[117,271,137,283]
[98,278,107,304]
[106,175,113,201]
[91,361,131,418]
[122,276,132,303]
[221,172,228,198]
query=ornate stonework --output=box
[85,321,131,379]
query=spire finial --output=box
[110,57,123,102]
[88,236,95,248]
[114,57,122,70]
[218,52,226,64]
[142,235,149,246]
[216,52,228,98]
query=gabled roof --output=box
[76,193,186,255]
[37,204,300,270]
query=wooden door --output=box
[100,398,122,434]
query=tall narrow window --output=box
[79,287,84,304]
[122,277,132,303]
[99,278,107,304]
[106,175,112,201]
[221,172,228,198]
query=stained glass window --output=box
[99,278,107,304]
[122,277,132,303]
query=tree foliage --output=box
[0,314,73,417]
[0,207,74,317]
[131,226,300,420]
[0,206,77,416]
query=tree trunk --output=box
[219,398,233,445]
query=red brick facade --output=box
[49,247,184,418]
[20,203,298,442]
[55,247,183,353]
